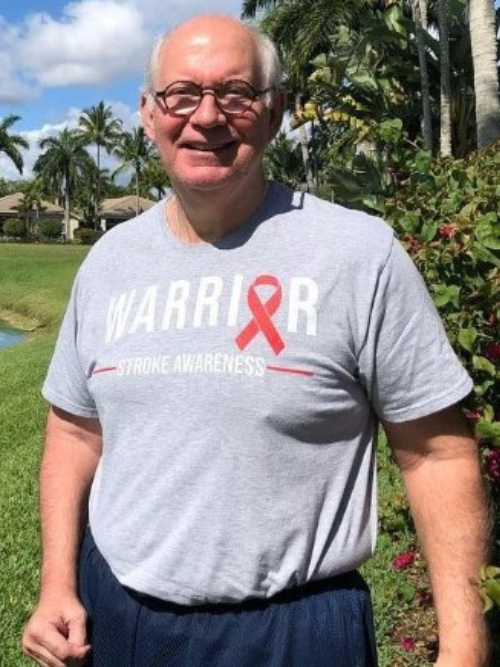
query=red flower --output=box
[392,550,415,570]
[401,636,416,651]
[438,224,457,239]
[484,448,500,484]
[483,342,500,362]
[404,235,421,251]
[464,410,482,421]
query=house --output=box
[0,192,159,240]
[0,192,80,240]
[98,195,157,232]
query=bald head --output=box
[144,14,282,101]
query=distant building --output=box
[0,192,160,240]
[98,195,157,232]
[0,192,80,240]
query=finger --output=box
[23,643,66,667]
[26,625,89,664]
[66,615,90,650]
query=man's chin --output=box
[175,168,243,192]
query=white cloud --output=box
[21,2,150,87]
[0,18,39,105]
[0,0,243,104]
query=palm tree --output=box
[264,131,305,189]
[437,0,452,156]
[16,179,45,241]
[78,102,123,228]
[74,163,113,227]
[469,0,500,149]
[34,129,94,240]
[242,0,369,193]
[113,127,155,214]
[409,0,433,151]
[242,0,367,67]
[142,154,171,200]
[0,115,29,177]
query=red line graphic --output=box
[92,366,117,375]
[266,365,315,377]
[236,275,285,355]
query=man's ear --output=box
[140,93,156,142]
[268,89,286,141]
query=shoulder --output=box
[267,183,396,263]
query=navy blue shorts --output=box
[78,531,378,667]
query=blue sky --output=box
[0,0,245,180]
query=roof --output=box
[99,195,156,218]
[0,192,64,216]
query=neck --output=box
[167,177,268,244]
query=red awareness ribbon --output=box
[235,275,285,355]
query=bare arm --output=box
[383,405,491,667]
[23,406,102,667]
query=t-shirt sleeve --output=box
[357,236,473,423]
[42,270,98,418]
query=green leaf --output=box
[482,566,500,579]
[419,219,438,242]
[483,404,495,422]
[484,580,500,607]
[471,242,500,269]
[475,420,500,444]
[472,355,496,375]
[474,380,495,397]
[457,327,478,352]
[432,283,460,308]
[378,119,403,144]
[411,150,432,173]
[474,214,500,250]
[399,211,419,234]
[399,583,416,602]
[479,588,494,613]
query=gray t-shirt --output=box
[43,183,472,604]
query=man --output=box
[23,14,490,667]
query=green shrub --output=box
[384,143,500,633]
[38,218,63,241]
[73,227,104,245]
[3,218,26,240]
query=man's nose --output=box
[189,92,227,126]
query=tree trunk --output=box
[411,0,433,152]
[295,93,315,192]
[64,182,71,242]
[135,169,140,216]
[95,144,101,231]
[469,0,500,149]
[438,0,452,156]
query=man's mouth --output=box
[184,141,236,152]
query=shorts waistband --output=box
[128,568,367,614]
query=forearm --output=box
[39,407,102,599]
[401,447,490,662]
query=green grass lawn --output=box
[0,244,88,667]
[0,243,435,666]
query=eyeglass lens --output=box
[160,81,258,116]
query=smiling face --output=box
[141,17,284,197]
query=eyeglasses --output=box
[154,79,273,117]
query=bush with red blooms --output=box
[384,144,500,658]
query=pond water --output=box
[0,320,25,350]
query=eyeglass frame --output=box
[153,79,274,117]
